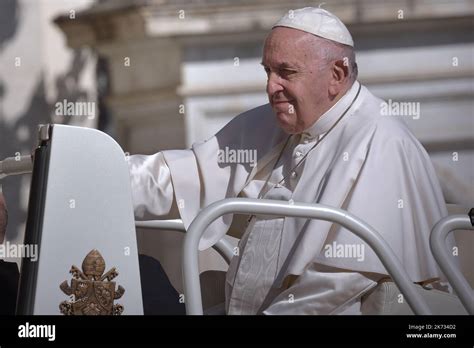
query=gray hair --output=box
[311,36,358,83]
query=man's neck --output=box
[321,81,354,116]
[301,80,359,139]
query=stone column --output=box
[97,38,185,153]
[55,5,186,153]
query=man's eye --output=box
[280,69,297,77]
[264,67,270,75]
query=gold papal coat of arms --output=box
[59,249,125,315]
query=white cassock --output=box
[128,81,452,314]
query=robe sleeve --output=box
[263,264,377,315]
[161,105,286,251]
[128,153,179,220]
[127,104,284,250]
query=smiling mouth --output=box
[273,100,294,107]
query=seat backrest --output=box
[17,124,143,315]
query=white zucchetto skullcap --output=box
[273,7,354,47]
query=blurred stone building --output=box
[1,0,473,292]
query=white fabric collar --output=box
[301,80,360,140]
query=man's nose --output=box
[266,73,284,98]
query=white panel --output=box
[34,125,143,315]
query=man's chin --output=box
[274,113,297,134]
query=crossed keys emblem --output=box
[59,249,125,315]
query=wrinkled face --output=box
[262,27,332,134]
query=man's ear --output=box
[328,59,349,96]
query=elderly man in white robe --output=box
[128,8,450,315]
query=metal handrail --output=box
[136,219,187,232]
[430,214,474,314]
[135,220,234,264]
[183,198,433,315]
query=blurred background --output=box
[0,0,473,293]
